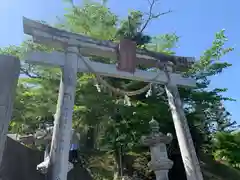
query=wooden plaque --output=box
[117,39,137,73]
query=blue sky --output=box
[1,0,239,124]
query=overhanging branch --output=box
[140,0,172,33]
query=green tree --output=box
[213,131,240,169]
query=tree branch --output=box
[20,65,41,78]
[140,0,172,33]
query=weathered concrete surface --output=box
[0,55,20,164]
[0,137,44,180]
[0,136,92,180]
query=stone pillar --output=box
[0,55,20,165]
[141,118,173,180]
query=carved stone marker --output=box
[141,118,173,180]
[0,55,20,165]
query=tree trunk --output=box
[113,147,122,180]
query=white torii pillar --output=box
[44,47,78,180]
[164,62,203,180]
[0,55,20,165]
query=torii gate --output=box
[23,17,203,180]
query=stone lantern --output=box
[141,118,173,180]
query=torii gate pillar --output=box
[164,62,203,180]
[47,47,78,180]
